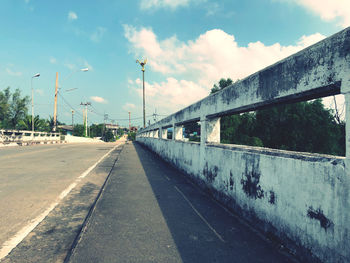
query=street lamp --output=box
[136,58,147,128]
[53,68,88,131]
[31,73,40,132]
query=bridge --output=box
[0,130,61,146]
[136,27,350,263]
[0,27,349,263]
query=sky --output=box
[0,0,349,127]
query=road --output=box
[68,142,296,263]
[0,141,124,260]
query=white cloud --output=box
[68,11,78,21]
[50,57,57,64]
[6,68,22,77]
[125,25,326,114]
[287,0,350,27]
[130,77,208,113]
[91,96,107,104]
[123,103,136,111]
[140,0,190,10]
[90,27,107,42]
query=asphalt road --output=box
[68,142,297,263]
[0,141,123,258]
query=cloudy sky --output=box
[0,0,349,127]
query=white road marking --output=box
[174,186,225,243]
[165,176,170,181]
[0,143,122,260]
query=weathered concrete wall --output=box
[138,138,349,262]
[136,27,350,263]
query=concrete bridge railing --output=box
[0,129,62,146]
[136,27,350,263]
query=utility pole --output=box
[153,109,158,122]
[53,72,59,131]
[71,110,74,127]
[136,58,147,128]
[80,102,91,137]
[128,111,131,131]
[104,113,108,138]
[31,73,40,132]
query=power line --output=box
[58,92,84,118]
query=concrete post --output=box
[174,125,183,140]
[172,123,175,140]
[162,128,168,139]
[206,117,220,143]
[345,93,350,162]
[200,117,221,144]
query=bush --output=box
[104,130,115,142]
[128,132,136,141]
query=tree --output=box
[90,124,104,138]
[104,130,115,142]
[73,124,85,137]
[0,87,29,129]
[0,87,11,128]
[18,115,48,131]
[209,78,345,156]
[128,131,136,141]
[210,78,233,94]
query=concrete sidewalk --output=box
[67,142,297,263]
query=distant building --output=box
[57,125,73,135]
[105,123,120,135]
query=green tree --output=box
[0,87,29,129]
[128,131,136,141]
[90,124,104,138]
[0,87,11,128]
[254,100,344,155]
[73,124,85,137]
[104,129,115,142]
[18,115,49,131]
[210,78,233,94]
[209,78,345,156]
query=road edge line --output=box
[63,143,125,262]
[0,143,122,261]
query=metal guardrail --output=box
[0,129,62,146]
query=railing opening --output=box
[220,96,345,156]
[167,127,173,140]
[183,121,200,142]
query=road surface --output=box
[0,141,124,260]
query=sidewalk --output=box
[67,142,296,263]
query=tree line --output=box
[0,87,124,142]
[0,87,62,131]
[211,79,345,156]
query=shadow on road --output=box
[133,142,294,263]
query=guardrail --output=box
[136,27,350,263]
[0,129,63,146]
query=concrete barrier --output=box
[0,130,62,146]
[136,27,350,263]
[64,135,104,143]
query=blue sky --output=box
[0,0,348,127]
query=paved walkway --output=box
[68,142,296,263]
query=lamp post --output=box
[53,68,88,131]
[136,59,147,128]
[31,73,40,132]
